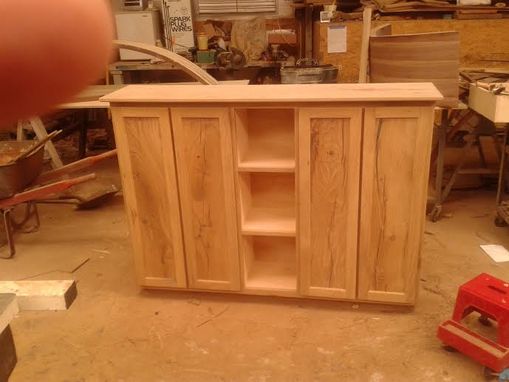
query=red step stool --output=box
[437,273,509,373]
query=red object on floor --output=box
[437,273,509,372]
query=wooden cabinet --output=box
[111,107,187,288]
[105,83,441,305]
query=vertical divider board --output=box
[233,107,299,295]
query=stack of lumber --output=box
[372,0,509,14]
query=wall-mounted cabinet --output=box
[105,83,441,305]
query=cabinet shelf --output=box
[235,108,295,173]
[242,207,296,236]
[238,173,295,236]
[238,157,295,173]
[243,236,296,291]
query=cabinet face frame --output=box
[358,106,433,304]
[111,107,187,288]
[171,107,241,291]
[297,107,362,299]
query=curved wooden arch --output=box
[113,40,219,85]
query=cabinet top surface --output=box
[101,83,443,104]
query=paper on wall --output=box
[327,25,347,54]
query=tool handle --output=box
[35,149,117,184]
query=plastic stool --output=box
[438,273,509,373]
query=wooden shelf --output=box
[239,173,295,236]
[243,236,296,291]
[235,108,295,173]
[238,157,295,173]
[242,207,296,236]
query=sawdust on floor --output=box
[1,161,509,382]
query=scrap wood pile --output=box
[371,0,509,12]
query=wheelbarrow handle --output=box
[35,149,117,185]
[0,173,96,209]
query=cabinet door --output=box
[358,107,433,304]
[298,108,362,299]
[111,107,187,288]
[171,108,241,291]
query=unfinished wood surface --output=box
[0,295,18,334]
[358,7,373,84]
[102,83,443,104]
[171,108,240,291]
[238,173,296,237]
[298,108,362,299]
[28,117,64,168]
[358,107,433,304]
[235,109,296,172]
[242,236,297,293]
[0,280,76,311]
[314,19,509,83]
[369,31,459,108]
[111,107,187,288]
[113,40,219,85]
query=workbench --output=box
[103,83,441,305]
[469,83,509,226]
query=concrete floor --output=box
[2,161,509,381]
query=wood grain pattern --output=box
[102,83,443,104]
[171,107,240,291]
[111,107,187,288]
[369,31,459,108]
[315,19,509,83]
[298,108,362,299]
[358,106,434,304]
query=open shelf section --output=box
[243,236,297,291]
[239,173,296,236]
[235,108,295,172]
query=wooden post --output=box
[358,7,373,83]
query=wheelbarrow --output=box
[0,140,117,258]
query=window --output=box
[198,0,277,14]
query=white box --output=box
[115,10,162,60]
[469,84,509,123]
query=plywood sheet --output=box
[314,19,509,83]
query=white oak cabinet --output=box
[105,83,441,305]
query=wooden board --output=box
[171,107,240,291]
[358,106,433,304]
[0,295,17,334]
[369,31,459,108]
[0,281,76,311]
[314,19,509,83]
[111,107,187,288]
[298,108,362,299]
[102,83,443,104]
[113,40,218,85]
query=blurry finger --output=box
[0,0,114,127]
